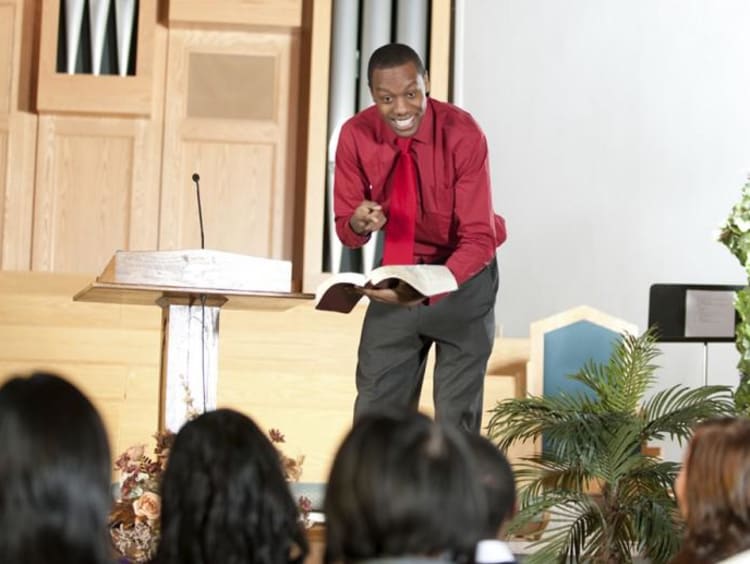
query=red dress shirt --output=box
[334,98,506,286]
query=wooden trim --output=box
[429,0,452,102]
[36,0,157,116]
[1,0,37,270]
[301,0,332,293]
[166,0,302,29]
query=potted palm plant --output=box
[486,330,735,563]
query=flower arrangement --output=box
[109,428,307,563]
[109,431,173,562]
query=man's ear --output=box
[423,71,431,96]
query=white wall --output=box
[454,0,750,460]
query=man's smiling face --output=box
[370,62,430,138]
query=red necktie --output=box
[382,138,416,265]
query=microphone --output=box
[191,172,205,249]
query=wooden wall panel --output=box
[0,271,162,467]
[0,0,37,270]
[32,116,161,273]
[159,28,299,261]
[180,141,276,255]
[26,3,167,274]
[0,271,529,482]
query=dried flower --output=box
[133,492,161,522]
[298,495,313,528]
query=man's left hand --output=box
[360,281,425,307]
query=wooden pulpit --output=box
[74,249,312,432]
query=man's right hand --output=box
[349,200,387,235]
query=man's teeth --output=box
[394,116,415,129]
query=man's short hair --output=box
[367,43,426,87]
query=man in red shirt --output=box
[333,43,506,433]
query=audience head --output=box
[672,417,750,563]
[324,410,488,564]
[155,408,308,564]
[465,433,517,538]
[0,371,112,564]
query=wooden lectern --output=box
[74,249,312,432]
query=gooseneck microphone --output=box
[191,172,205,249]
[191,172,208,413]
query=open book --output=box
[314,264,458,314]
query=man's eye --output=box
[382,96,392,103]
[407,92,416,99]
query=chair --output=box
[527,305,638,399]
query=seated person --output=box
[671,417,750,564]
[152,408,308,564]
[0,371,113,564]
[324,410,488,564]
[465,433,517,564]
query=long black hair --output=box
[154,408,308,564]
[0,371,112,564]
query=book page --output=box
[368,265,458,296]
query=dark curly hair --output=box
[324,410,487,564]
[0,372,112,564]
[154,408,308,564]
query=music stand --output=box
[648,284,743,386]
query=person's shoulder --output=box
[342,105,381,137]
[429,98,483,132]
[429,98,485,143]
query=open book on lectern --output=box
[314,264,458,314]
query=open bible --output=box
[314,264,458,314]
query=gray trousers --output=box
[354,260,498,433]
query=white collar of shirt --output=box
[475,539,515,563]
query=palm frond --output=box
[487,393,603,452]
[630,495,682,564]
[616,459,680,504]
[512,456,595,504]
[567,330,660,414]
[642,384,736,443]
[516,496,604,564]
[584,420,643,485]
